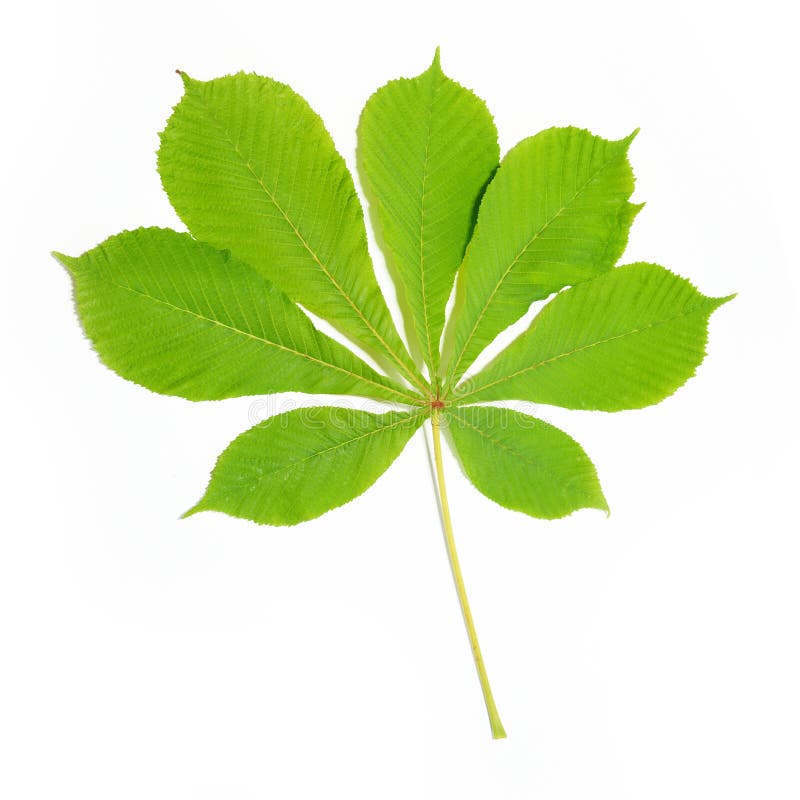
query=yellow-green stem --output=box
[430,409,507,739]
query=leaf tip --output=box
[424,46,444,79]
[625,201,646,227]
[51,250,77,271]
[593,489,611,518]
[181,498,206,520]
[711,292,737,310]
[623,127,641,147]
[175,69,195,89]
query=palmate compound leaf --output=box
[53,227,420,405]
[186,407,426,526]
[446,406,608,519]
[357,49,499,379]
[55,53,734,739]
[453,262,735,410]
[158,71,427,393]
[444,126,642,388]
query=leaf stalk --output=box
[430,408,507,739]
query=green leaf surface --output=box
[55,56,735,739]
[457,263,733,410]
[187,407,426,525]
[358,50,499,378]
[445,126,640,387]
[446,406,607,519]
[158,71,425,391]
[54,228,419,404]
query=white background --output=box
[2,1,798,797]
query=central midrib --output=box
[417,68,443,374]
[448,143,623,386]
[188,89,427,394]
[451,410,594,505]
[98,274,423,405]
[458,299,714,402]
[250,409,426,480]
